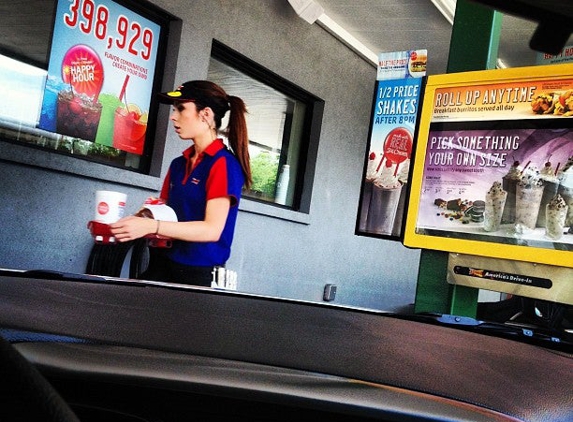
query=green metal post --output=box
[447,0,503,73]
[414,0,503,317]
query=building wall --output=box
[0,0,421,311]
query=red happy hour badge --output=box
[62,44,104,98]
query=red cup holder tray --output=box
[88,221,172,247]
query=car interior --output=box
[1,269,572,422]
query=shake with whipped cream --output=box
[483,181,507,232]
[366,159,402,235]
[515,165,545,233]
[536,160,560,227]
[557,156,573,231]
[391,158,410,236]
[359,152,379,231]
[545,194,568,240]
[501,160,522,224]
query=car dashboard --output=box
[0,270,571,422]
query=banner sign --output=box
[536,45,573,66]
[447,254,573,305]
[431,78,573,121]
[356,50,425,238]
[38,0,161,155]
[376,49,427,81]
[404,63,573,268]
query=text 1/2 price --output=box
[63,0,154,61]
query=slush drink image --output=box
[95,93,122,146]
[56,89,102,141]
[39,77,67,133]
[113,104,148,155]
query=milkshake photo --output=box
[359,152,379,231]
[501,160,522,224]
[514,166,545,234]
[392,158,411,236]
[557,156,573,232]
[483,181,507,232]
[545,194,568,240]
[366,159,402,235]
[536,159,560,228]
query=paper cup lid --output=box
[143,204,178,221]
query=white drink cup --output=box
[94,190,127,224]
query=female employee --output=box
[110,80,251,286]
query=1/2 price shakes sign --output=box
[39,0,161,155]
[356,50,425,239]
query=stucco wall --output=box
[0,0,420,311]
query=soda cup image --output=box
[56,88,102,141]
[113,104,148,155]
[39,77,67,132]
[94,93,123,146]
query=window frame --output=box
[210,40,324,214]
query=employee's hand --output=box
[109,216,157,242]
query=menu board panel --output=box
[404,63,573,268]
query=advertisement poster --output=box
[357,50,425,238]
[404,64,573,268]
[38,0,160,155]
[536,45,573,66]
[376,49,427,81]
[447,254,573,305]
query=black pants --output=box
[140,248,215,287]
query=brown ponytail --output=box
[180,81,252,189]
[225,95,252,189]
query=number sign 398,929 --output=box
[63,0,154,60]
